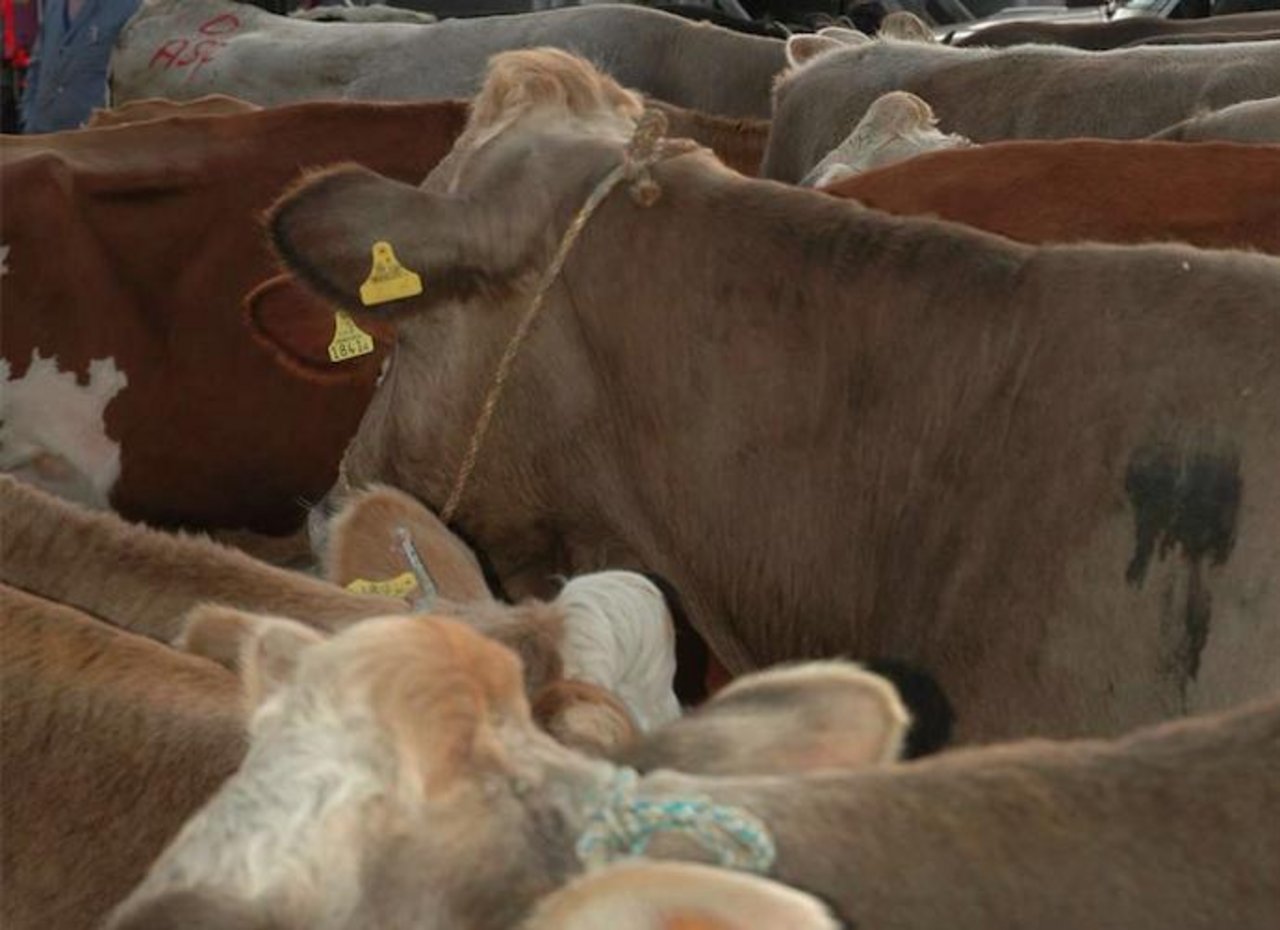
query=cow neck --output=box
[439,110,699,526]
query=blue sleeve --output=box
[17,29,42,131]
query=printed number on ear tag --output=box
[345,572,420,600]
[359,240,423,306]
[328,310,376,363]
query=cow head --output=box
[111,613,907,929]
[260,48,718,600]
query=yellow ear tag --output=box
[327,310,376,363]
[345,571,420,600]
[359,240,423,307]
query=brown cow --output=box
[954,10,1280,49]
[0,585,670,930]
[0,584,244,930]
[0,99,469,534]
[821,139,1280,254]
[105,611,1280,930]
[259,49,1280,743]
[0,475,680,732]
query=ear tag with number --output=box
[327,310,376,363]
[345,571,420,600]
[359,240,423,306]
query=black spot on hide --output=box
[1124,442,1241,682]
[864,658,955,758]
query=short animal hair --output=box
[469,48,644,133]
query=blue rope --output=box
[575,769,776,874]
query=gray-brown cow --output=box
[256,48,1280,744]
[111,0,785,118]
[763,34,1280,181]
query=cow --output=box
[0,98,469,534]
[1151,96,1280,143]
[801,89,971,187]
[820,138,1280,255]
[0,475,680,733]
[257,48,1280,744]
[954,9,1280,49]
[110,0,785,118]
[0,586,662,930]
[522,862,841,930]
[104,609,1280,930]
[763,34,1280,181]
[0,583,244,930]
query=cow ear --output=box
[323,483,492,603]
[618,661,911,776]
[244,274,394,384]
[524,862,842,930]
[817,25,871,44]
[879,11,936,42]
[786,34,845,67]
[177,606,327,709]
[265,164,516,364]
[107,888,274,930]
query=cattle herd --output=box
[1,0,1279,928]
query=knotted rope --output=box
[440,110,697,524]
[576,768,777,873]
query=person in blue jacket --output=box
[19,0,140,133]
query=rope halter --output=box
[575,768,777,874]
[440,110,699,524]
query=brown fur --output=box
[533,679,639,756]
[0,584,245,930]
[0,476,403,643]
[469,47,645,135]
[824,139,1280,254]
[324,483,492,602]
[649,99,768,176]
[1,96,468,534]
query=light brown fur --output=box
[323,483,492,602]
[0,476,403,643]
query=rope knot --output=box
[575,769,777,874]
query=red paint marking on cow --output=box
[148,14,238,71]
[148,38,189,69]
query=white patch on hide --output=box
[0,244,9,277]
[0,351,128,508]
[555,571,682,731]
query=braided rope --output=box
[440,110,695,524]
[575,768,777,874]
